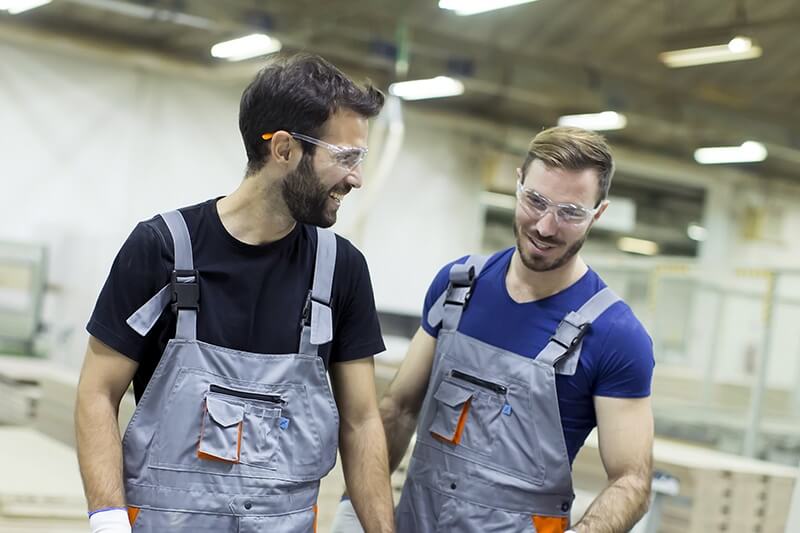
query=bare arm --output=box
[572,396,654,533]
[337,327,435,506]
[330,356,394,533]
[378,327,437,472]
[75,336,138,512]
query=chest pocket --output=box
[198,388,283,467]
[423,358,546,486]
[149,368,328,482]
[428,370,505,454]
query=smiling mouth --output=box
[329,191,344,206]
[528,234,559,252]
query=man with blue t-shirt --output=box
[333,126,654,533]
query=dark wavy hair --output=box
[239,53,385,175]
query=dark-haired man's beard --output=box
[281,156,345,228]
[512,220,588,272]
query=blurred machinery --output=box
[0,240,47,356]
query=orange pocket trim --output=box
[432,398,471,445]
[237,419,242,458]
[197,421,243,463]
[532,515,568,533]
[313,503,318,533]
[127,506,139,525]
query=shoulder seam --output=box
[482,249,508,272]
[594,301,626,353]
[147,219,170,251]
[141,217,173,274]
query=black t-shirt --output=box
[87,198,385,401]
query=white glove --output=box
[89,508,132,533]
[329,498,365,533]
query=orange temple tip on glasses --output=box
[261,133,274,140]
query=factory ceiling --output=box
[2,0,799,182]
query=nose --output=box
[344,167,363,189]
[535,210,559,237]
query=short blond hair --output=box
[521,126,615,206]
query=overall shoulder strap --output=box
[126,210,198,340]
[427,253,491,332]
[536,287,621,367]
[298,227,337,356]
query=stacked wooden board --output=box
[0,356,54,426]
[0,354,135,446]
[572,431,798,533]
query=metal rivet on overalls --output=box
[244,501,252,510]
[450,482,457,490]
[561,502,570,512]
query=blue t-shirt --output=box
[421,248,654,464]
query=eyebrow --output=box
[321,139,366,151]
[528,188,591,209]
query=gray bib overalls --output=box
[121,211,339,531]
[396,255,619,533]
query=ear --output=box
[265,131,295,165]
[593,199,610,222]
[516,167,523,183]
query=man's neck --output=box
[505,250,588,303]
[216,174,296,246]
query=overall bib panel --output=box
[397,255,620,533]
[122,211,338,532]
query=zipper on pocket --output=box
[209,384,284,404]
[450,369,507,395]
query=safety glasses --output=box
[261,131,368,174]
[516,180,598,226]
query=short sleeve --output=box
[593,310,655,398]
[328,242,385,364]
[420,256,469,338]
[86,221,172,362]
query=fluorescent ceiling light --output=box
[617,237,659,256]
[659,35,762,68]
[439,0,539,16]
[558,111,627,131]
[389,76,464,101]
[211,34,282,61]
[687,224,707,242]
[0,0,51,13]
[694,141,767,164]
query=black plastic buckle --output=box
[444,285,473,307]
[171,269,199,312]
[550,321,589,351]
[301,290,328,327]
[301,290,313,326]
[444,267,477,308]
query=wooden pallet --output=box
[572,432,798,533]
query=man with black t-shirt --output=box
[75,54,395,533]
